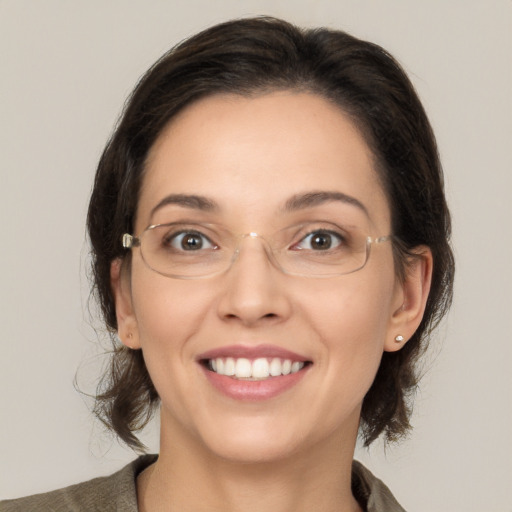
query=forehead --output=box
[138,91,390,231]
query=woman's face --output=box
[115,91,408,462]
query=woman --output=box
[2,16,454,512]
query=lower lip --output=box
[201,365,310,401]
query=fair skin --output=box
[111,91,432,512]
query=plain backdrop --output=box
[1,1,511,510]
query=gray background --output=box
[1,1,511,510]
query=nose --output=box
[216,233,292,326]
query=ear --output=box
[385,246,433,352]
[110,258,141,349]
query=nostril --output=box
[223,312,278,321]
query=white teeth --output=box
[252,358,270,378]
[269,357,282,376]
[291,361,301,373]
[282,359,292,375]
[224,357,235,376]
[209,357,305,379]
[235,358,252,378]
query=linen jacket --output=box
[1,455,406,511]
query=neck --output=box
[137,414,362,512]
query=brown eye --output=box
[310,233,332,249]
[167,231,214,251]
[182,233,204,250]
[294,231,343,251]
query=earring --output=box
[395,335,404,343]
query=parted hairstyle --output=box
[87,16,454,450]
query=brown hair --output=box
[87,16,454,450]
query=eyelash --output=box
[163,230,216,251]
[290,230,345,251]
[160,227,346,252]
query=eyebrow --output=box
[150,190,369,219]
[150,194,219,217]
[282,191,369,217]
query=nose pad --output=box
[229,232,281,273]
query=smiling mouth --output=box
[203,357,311,381]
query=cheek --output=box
[301,274,395,383]
[129,273,218,425]
[132,274,213,351]
[129,267,216,391]
[303,270,394,335]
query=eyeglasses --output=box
[122,221,392,279]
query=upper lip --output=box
[197,344,310,362]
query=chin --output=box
[190,413,322,465]
[206,433,303,465]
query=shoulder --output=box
[0,455,157,512]
[352,460,407,512]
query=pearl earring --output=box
[395,335,404,343]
